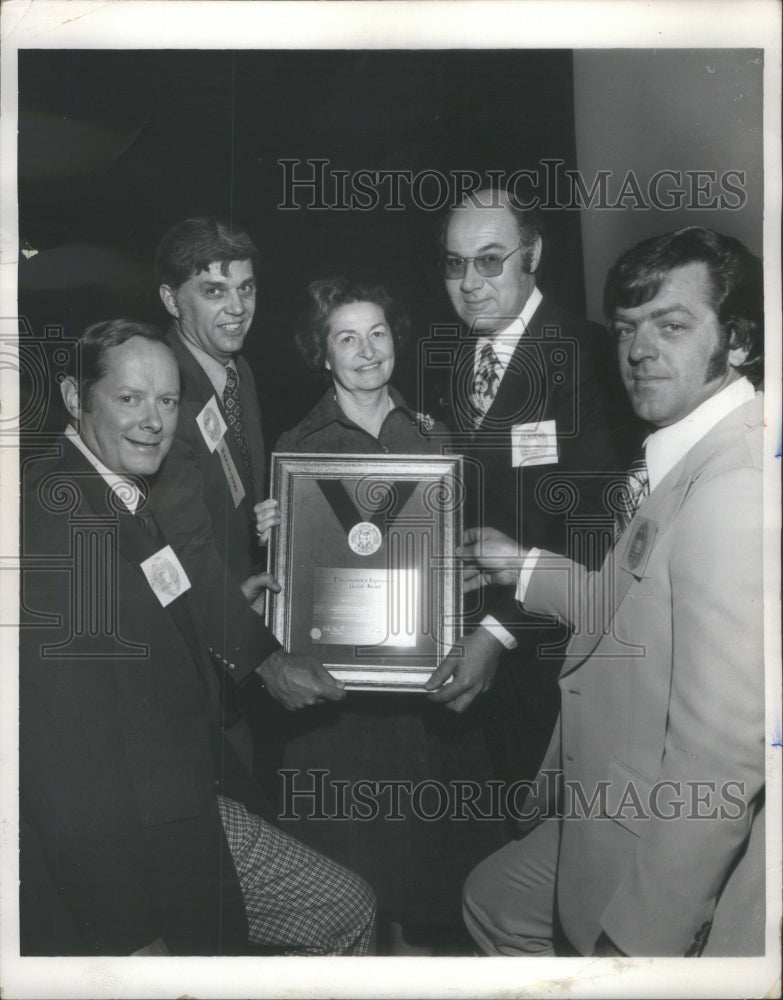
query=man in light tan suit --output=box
[459,227,765,957]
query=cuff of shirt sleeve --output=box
[515,547,542,606]
[479,615,517,650]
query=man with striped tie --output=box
[427,188,634,800]
[458,227,766,957]
[153,219,345,777]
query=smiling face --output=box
[160,258,256,363]
[613,262,749,427]
[63,337,180,476]
[444,199,540,335]
[324,301,395,395]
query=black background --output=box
[19,49,585,447]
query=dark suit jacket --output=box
[19,439,264,955]
[159,329,266,580]
[442,293,637,640]
[151,331,280,686]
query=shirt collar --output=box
[645,377,757,491]
[65,425,142,513]
[474,286,543,373]
[296,385,412,438]
[175,329,236,397]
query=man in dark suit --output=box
[19,319,375,955]
[151,218,345,778]
[426,188,635,790]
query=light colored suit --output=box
[469,393,765,956]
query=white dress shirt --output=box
[476,286,542,648]
[472,286,543,382]
[175,330,237,397]
[65,424,141,514]
[514,376,759,607]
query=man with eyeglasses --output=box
[426,188,635,802]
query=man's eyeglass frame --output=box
[442,244,524,279]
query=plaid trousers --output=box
[217,796,376,955]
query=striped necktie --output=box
[223,364,252,478]
[471,342,501,424]
[614,455,650,542]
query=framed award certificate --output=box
[266,454,464,691]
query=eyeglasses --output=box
[442,244,524,279]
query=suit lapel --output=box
[482,296,556,429]
[64,439,221,708]
[168,331,255,513]
[560,394,763,673]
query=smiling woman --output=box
[272,278,506,953]
[276,277,426,452]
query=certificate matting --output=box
[267,454,463,689]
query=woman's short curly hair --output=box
[295,276,410,372]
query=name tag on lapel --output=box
[217,440,246,507]
[196,397,227,452]
[140,545,191,607]
[511,419,558,467]
[196,397,245,507]
[619,516,659,578]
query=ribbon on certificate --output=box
[316,479,417,536]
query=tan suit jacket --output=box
[524,393,765,956]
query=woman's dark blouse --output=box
[273,386,505,931]
[275,385,448,455]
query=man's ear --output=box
[159,284,180,319]
[60,376,82,422]
[727,322,752,371]
[526,236,543,275]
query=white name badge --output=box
[217,439,246,508]
[196,397,228,453]
[511,419,559,467]
[140,545,191,607]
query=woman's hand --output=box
[254,498,281,546]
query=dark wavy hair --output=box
[154,216,260,289]
[295,276,410,372]
[603,227,764,386]
[69,318,169,410]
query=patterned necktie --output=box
[614,455,650,541]
[223,364,252,478]
[471,342,501,424]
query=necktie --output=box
[223,364,252,478]
[471,342,501,424]
[135,487,164,543]
[614,455,650,541]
